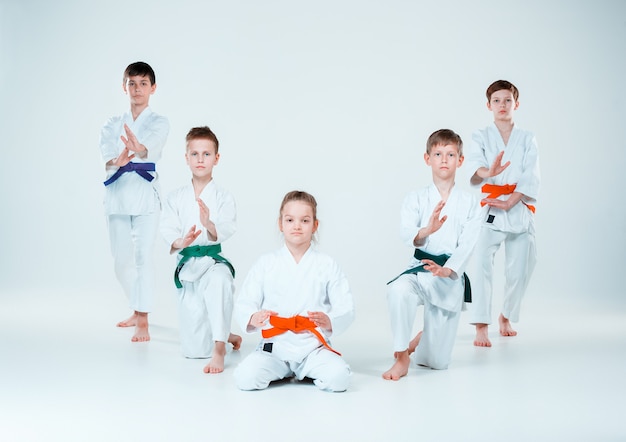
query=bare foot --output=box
[203,342,226,374]
[117,312,137,328]
[499,314,517,337]
[228,333,242,351]
[408,331,422,355]
[382,350,410,381]
[473,323,491,347]
[131,312,150,342]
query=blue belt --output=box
[103,162,156,186]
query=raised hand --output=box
[487,151,510,177]
[197,198,211,229]
[121,124,147,156]
[172,225,202,251]
[426,200,447,235]
[112,147,135,167]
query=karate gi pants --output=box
[234,346,351,392]
[387,274,461,370]
[469,228,536,324]
[108,213,158,313]
[178,264,234,359]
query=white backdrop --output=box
[1,0,624,321]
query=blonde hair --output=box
[426,129,463,156]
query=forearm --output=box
[205,221,218,241]
[470,173,484,186]
[413,228,428,247]
[509,191,525,206]
[170,239,184,254]
[135,144,148,159]
[471,167,490,184]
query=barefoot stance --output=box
[131,312,150,342]
[474,323,491,347]
[382,350,410,381]
[202,335,242,374]
[499,313,517,337]
[204,342,227,374]
[116,313,137,328]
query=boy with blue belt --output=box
[100,61,169,342]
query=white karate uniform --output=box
[464,123,540,324]
[233,246,355,392]
[161,180,237,358]
[387,184,481,369]
[100,107,169,313]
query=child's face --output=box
[424,143,463,180]
[487,89,519,121]
[123,75,156,107]
[279,200,318,248]
[185,138,220,180]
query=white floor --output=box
[1,289,624,442]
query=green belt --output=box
[387,249,471,303]
[174,244,235,289]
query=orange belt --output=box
[481,183,535,213]
[261,315,341,356]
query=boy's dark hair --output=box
[123,62,156,85]
[186,126,219,153]
[426,129,463,156]
[486,80,519,102]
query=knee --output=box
[207,266,234,290]
[428,357,450,370]
[180,339,211,360]
[134,248,154,267]
[387,280,412,302]
[417,350,451,370]
[233,364,255,390]
[233,361,270,391]
[314,364,352,393]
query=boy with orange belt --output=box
[465,80,541,347]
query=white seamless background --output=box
[0,0,623,321]
[1,2,625,441]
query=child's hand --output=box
[121,124,148,157]
[482,191,523,211]
[112,147,134,167]
[307,311,332,333]
[249,310,277,329]
[421,259,454,278]
[197,198,211,229]
[197,198,218,241]
[426,200,447,235]
[172,225,202,251]
[414,201,446,246]
[487,151,510,177]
